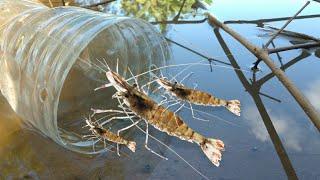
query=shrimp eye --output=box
[133,83,137,88]
[124,94,129,98]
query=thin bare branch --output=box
[268,42,320,54]
[257,50,310,86]
[80,0,116,8]
[150,18,207,25]
[264,1,310,47]
[224,14,320,26]
[165,37,231,65]
[172,0,187,21]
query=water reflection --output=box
[244,105,304,152]
[305,78,320,112]
[101,0,212,32]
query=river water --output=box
[0,0,319,179]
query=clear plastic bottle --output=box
[0,0,170,153]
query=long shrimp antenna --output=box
[116,58,119,74]
[179,102,243,128]
[126,61,252,83]
[94,60,253,93]
[127,66,140,90]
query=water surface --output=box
[1,0,320,179]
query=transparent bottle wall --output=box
[0,0,170,153]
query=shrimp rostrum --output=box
[100,70,225,166]
[156,78,241,116]
[84,116,136,155]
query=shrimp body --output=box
[106,71,225,166]
[157,78,241,116]
[86,119,136,152]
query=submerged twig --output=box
[256,50,311,87]
[270,41,283,66]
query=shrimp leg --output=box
[100,116,136,126]
[115,120,142,156]
[91,108,132,117]
[188,102,209,122]
[175,102,185,114]
[144,120,169,160]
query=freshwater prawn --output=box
[156,77,241,116]
[96,69,225,167]
[84,116,136,155]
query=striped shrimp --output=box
[156,78,241,116]
[98,69,225,167]
[84,116,136,155]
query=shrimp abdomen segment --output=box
[186,90,226,106]
[145,104,204,143]
[103,131,127,145]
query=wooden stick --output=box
[267,26,320,42]
[268,42,320,54]
[207,13,320,131]
[150,18,207,25]
[254,1,310,67]
[264,1,310,47]
[257,50,310,86]
[224,14,320,26]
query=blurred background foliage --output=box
[120,0,212,21]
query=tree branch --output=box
[224,14,320,26]
[207,13,320,131]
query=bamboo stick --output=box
[207,13,320,131]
